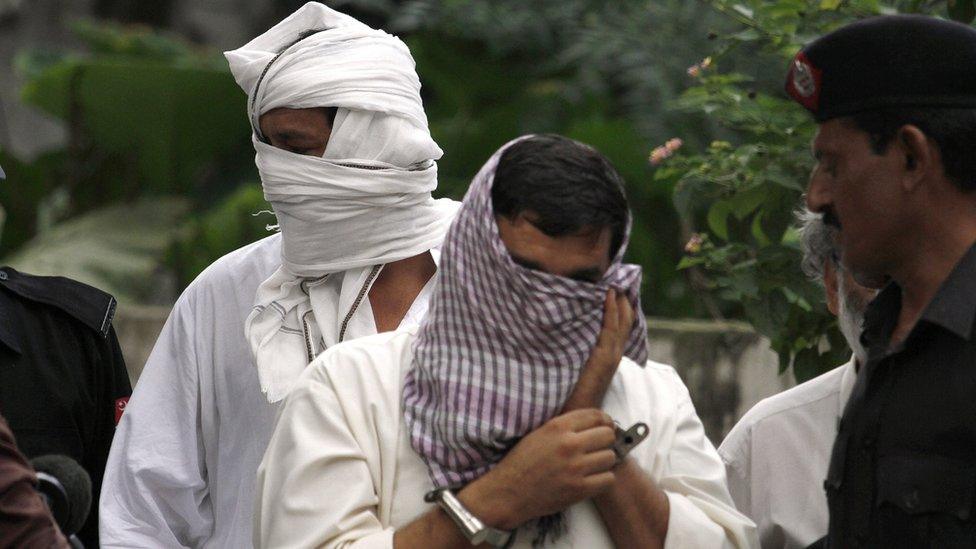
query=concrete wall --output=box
[115,305,795,444]
[647,319,794,443]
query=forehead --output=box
[259,107,331,135]
[813,118,869,154]
[496,215,611,271]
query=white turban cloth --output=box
[225,2,458,402]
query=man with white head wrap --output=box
[718,210,878,548]
[255,135,757,548]
[99,3,456,547]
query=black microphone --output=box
[30,455,92,539]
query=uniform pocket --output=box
[876,453,975,519]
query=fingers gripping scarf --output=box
[225,2,457,402]
[403,137,649,490]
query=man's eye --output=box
[815,161,837,178]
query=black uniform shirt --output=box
[825,243,976,548]
[0,267,132,547]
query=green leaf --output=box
[13,50,70,81]
[791,347,823,383]
[819,0,843,10]
[707,200,733,241]
[729,185,767,220]
[677,255,707,269]
[730,29,761,41]
[751,211,771,246]
[732,4,754,18]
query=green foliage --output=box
[17,20,250,203]
[346,0,731,317]
[0,149,66,254]
[2,21,256,302]
[659,0,965,380]
[167,184,274,285]
[4,197,189,304]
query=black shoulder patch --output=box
[0,266,117,337]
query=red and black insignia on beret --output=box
[785,52,822,112]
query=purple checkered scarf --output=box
[403,137,649,489]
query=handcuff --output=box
[613,421,650,464]
[425,488,515,547]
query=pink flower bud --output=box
[649,146,670,166]
[665,138,683,152]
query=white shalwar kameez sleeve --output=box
[100,235,283,548]
[254,328,758,549]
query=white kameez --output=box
[255,327,759,549]
[718,357,857,548]
[99,234,438,548]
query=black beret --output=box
[786,15,976,121]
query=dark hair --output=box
[491,134,629,258]
[847,107,976,192]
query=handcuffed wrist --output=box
[458,476,522,531]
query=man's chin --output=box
[839,247,889,290]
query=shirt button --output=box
[904,489,920,510]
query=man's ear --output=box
[896,124,934,192]
[824,260,840,317]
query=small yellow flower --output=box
[684,233,704,254]
[700,56,712,69]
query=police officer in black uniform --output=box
[786,15,976,548]
[0,266,131,545]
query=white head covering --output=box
[226,2,458,402]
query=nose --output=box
[805,172,831,213]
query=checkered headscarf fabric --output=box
[403,136,649,489]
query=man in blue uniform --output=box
[788,15,976,547]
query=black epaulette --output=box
[0,266,117,337]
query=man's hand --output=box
[563,288,636,412]
[458,409,618,530]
